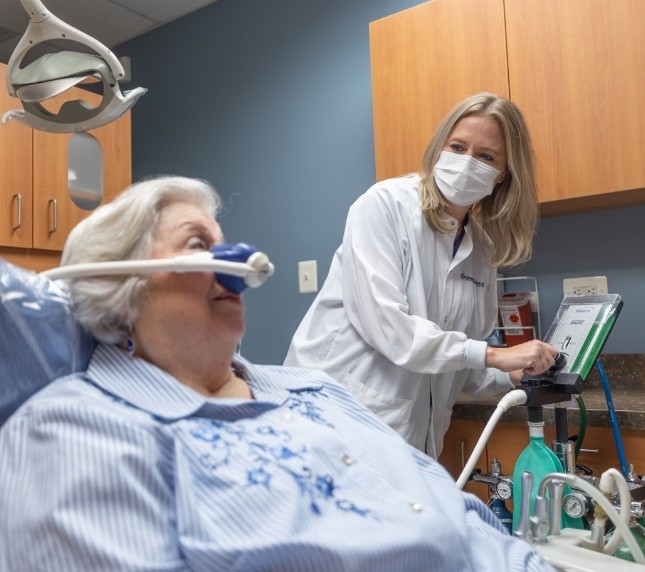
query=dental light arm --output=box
[41,243,275,294]
[3,0,146,133]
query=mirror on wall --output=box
[68,132,103,210]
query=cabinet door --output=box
[505,0,645,215]
[439,418,491,501]
[570,426,645,478]
[32,87,132,251]
[369,0,509,181]
[0,67,33,248]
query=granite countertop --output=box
[453,354,645,430]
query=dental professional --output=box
[0,175,556,572]
[285,92,559,458]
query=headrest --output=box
[0,259,96,426]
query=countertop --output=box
[453,354,645,430]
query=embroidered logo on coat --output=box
[460,273,485,288]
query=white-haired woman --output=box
[285,93,558,457]
[0,176,554,572]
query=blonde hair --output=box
[61,176,221,344]
[418,92,538,268]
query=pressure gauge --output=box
[495,478,513,501]
[563,492,588,519]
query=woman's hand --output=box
[485,340,559,378]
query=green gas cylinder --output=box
[612,517,645,562]
[512,421,585,532]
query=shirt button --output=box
[409,502,423,512]
[443,316,448,323]
[282,413,293,422]
[341,454,354,466]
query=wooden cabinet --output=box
[441,417,645,503]
[505,0,645,216]
[370,0,508,183]
[1,62,132,270]
[438,418,491,500]
[0,73,32,250]
[370,0,645,216]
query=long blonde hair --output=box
[419,92,538,268]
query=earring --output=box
[126,331,135,356]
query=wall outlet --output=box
[563,276,608,296]
[298,260,318,293]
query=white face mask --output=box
[433,151,502,207]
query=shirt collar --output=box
[439,210,469,230]
[85,344,321,421]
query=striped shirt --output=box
[0,344,554,571]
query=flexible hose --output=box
[573,394,587,459]
[456,389,527,489]
[596,359,629,476]
[542,472,645,564]
[600,467,633,555]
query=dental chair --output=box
[0,258,95,427]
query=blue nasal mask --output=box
[210,243,274,293]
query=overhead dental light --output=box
[2,0,147,133]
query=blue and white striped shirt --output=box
[0,344,554,571]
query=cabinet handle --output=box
[460,439,467,470]
[48,198,58,234]
[578,448,600,454]
[11,193,22,230]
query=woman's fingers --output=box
[520,341,557,374]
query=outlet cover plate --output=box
[298,260,318,293]
[563,276,608,296]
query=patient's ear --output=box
[0,259,96,427]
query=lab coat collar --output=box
[438,210,463,230]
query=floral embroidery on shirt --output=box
[188,395,373,519]
[284,387,334,428]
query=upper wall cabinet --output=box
[505,0,645,215]
[370,0,645,216]
[0,61,132,251]
[370,0,509,182]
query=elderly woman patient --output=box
[0,176,554,571]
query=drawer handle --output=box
[48,198,58,234]
[11,193,22,230]
[578,448,600,454]
[460,439,467,470]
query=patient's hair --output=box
[62,176,221,344]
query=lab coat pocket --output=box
[342,373,414,437]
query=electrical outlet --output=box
[298,260,318,293]
[563,276,608,296]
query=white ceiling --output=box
[0,0,220,64]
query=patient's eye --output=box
[186,236,208,250]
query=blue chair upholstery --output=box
[0,259,95,426]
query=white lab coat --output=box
[285,175,513,457]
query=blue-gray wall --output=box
[118,0,645,363]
